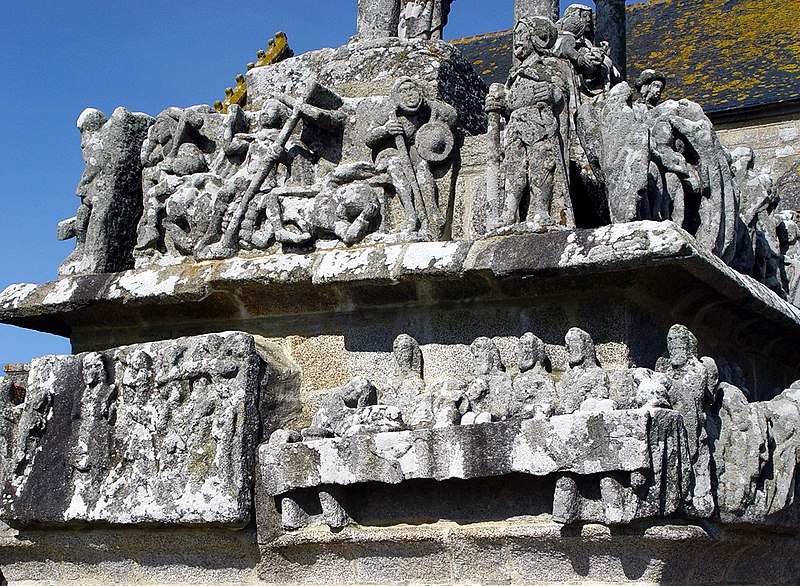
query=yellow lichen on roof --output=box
[215,32,293,114]
[628,0,800,110]
[450,30,511,45]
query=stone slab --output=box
[259,408,678,495]
[2,222,799,393]
[3,222,798,330]
[0,332,277,528]
[246,38,488,135]
[260,520,800,585]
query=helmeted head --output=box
[393,334,423,377]
[471,337,504,376]
[515,16,558,60]
[561,4,594,39]
[565,327,597,368]
[666,324,698,369]
[391,77,426,115]
[518,332,546,373]
[635,69,667,107]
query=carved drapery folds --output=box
[21,0,800,554]
[259,327,800,534]
[0,333,301,527]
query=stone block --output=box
[0,332,299,528]
[247,38,487,136]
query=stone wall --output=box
[715,108,800,211]
[2,521,800,584]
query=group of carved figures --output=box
[266,324,800,528]
[278,326,717,449]
[63,75,459,270]
[57,4,800,304]
[483,7,799,302]
[0,334,255,517]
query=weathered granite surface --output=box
[3,1,800,583]
[259,521,800,585]
[713,382,800,527]
[3,223,799,393]
[6,221,800,325]
[2,521,800,584]
[262,410,679,494]
[260,408,693,533]
[246,38,487,136]
[58,107,154,277]
[0,332,300,528]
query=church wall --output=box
[715,108,800,210]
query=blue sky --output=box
[0,1,644,365]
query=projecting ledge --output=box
[0,221,798,342]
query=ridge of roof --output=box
[450,0,800,113]
[627,0,671,12]
[450,29,512,45]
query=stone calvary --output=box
[1,1,800,584]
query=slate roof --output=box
[627,0,800,113]
[451,30,514,87]
[452,0,800,113]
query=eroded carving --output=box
[58,107,154,276]
[356,0,455,40]
[486,17,572,231]
[560,327,612,414]
[0,332,296,527]
[262,324,800,534]
[366,77,458,238]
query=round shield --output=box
[415,120,455,163]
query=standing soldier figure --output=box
[486,17,571,229]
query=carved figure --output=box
[345,405,405,435]
[629,368,671,409]
[309,162,382,246]
[633,69,666,113]
[58,107,154,276]
[115,348,159,486]
[62,109,108,268]
[777,211,800,305]
[12,384,53,477]
[187,85,345,260]
[465,337,513,421]
[552,4,621,216]
[378,334,435,428]
[711,381,770,519]
[657,324,716,516]
[629,71,697,224]
[399,0,454,40]
[0,379,20,476]
[304,376,379,439]
[559,328,612,414]
[430,378,470,427]
[554,4,614,99]
[511,332,557,419]
[136,108,189,253]
[731,147,784,294]
[366,77,457,238]
[158,147,221,256]
[486,17,571,230]
[71,353,117,473]
[653,101,740,262]
[197,100,301,258]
